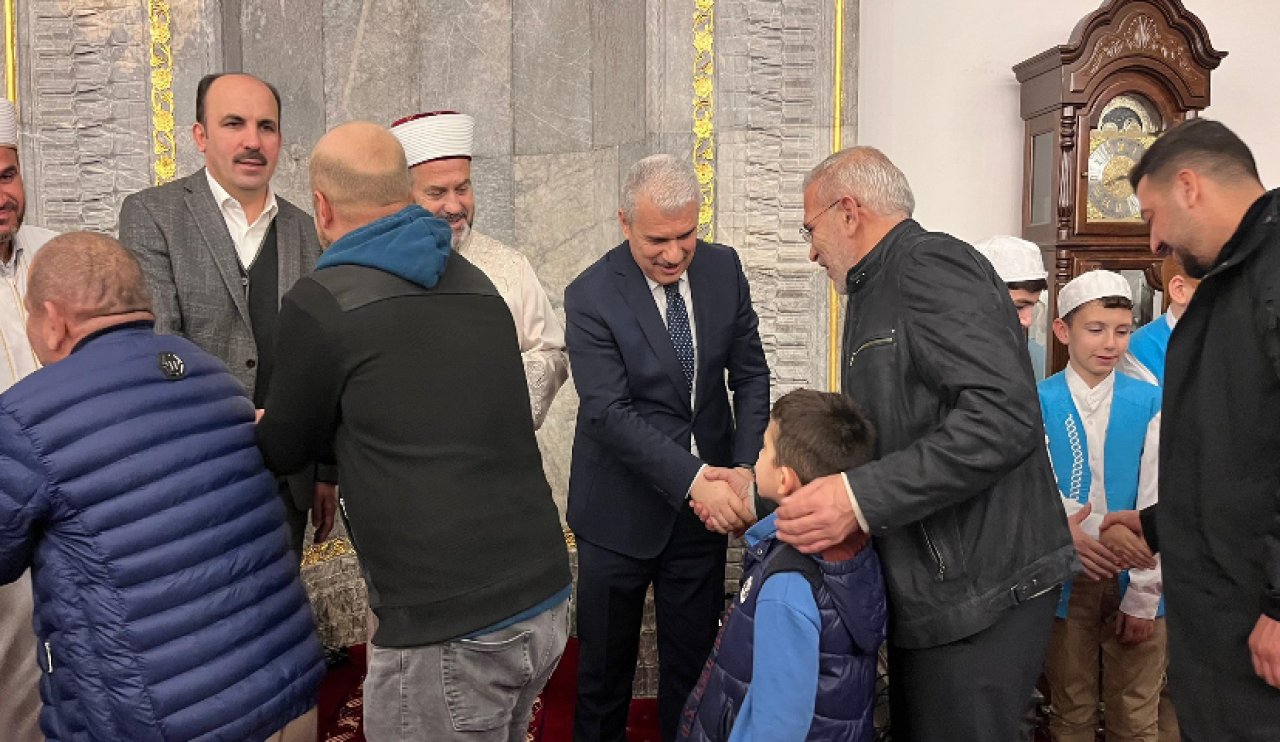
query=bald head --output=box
[25,232,153,365]
[310,122,413,246]
[28,232,151,320]
[311,122,412,213]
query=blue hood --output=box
[315,204,453,289]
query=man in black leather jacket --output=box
[776,146,1075,741]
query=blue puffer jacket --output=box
[0,323,324,742]
[679,524,887,741]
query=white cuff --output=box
[841,473,870,532]
[686,464,707,499]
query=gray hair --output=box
[804,146,915,217]
[621,154,701,223]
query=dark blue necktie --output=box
[664,283,694,392]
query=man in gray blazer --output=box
[119,72,328,555]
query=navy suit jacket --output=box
[565,241,770,559]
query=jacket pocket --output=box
[441,629,534,732]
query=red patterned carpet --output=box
[317,639,661,742]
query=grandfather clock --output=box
[1013,0,1225,373]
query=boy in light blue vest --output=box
[1121,255,1200,386]
[1040,270,1165,742]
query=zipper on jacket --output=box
[847,330,895,366]
[44,641,53,673]
[920,523,946,581]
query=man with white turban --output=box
[391,111,568,428]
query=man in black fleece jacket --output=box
[256,121,571,742]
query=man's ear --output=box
[618,209,632,242]
[1172,168,1202,210]
[1052,316,1071,347]
[192,121,207,153]
[313,191,334,229]
[40,300,72,355]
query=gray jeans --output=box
[364,599,570,742]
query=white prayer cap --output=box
[0,98,17,150]
[972,235,1046,284]
[389,111,474,168]
[1057,269,1132,318]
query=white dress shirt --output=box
[456,229,569,429]
[0,225,57,390]
[1061,364,1163,619]
[205,169,278,269]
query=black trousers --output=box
[888,586,1059,742]
[574,507,726,742]
[277,479,308,560]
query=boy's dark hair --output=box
[195,73,283,127]
[771,389,876,485]
[1007,278,1048,294]
[1061,295,1133,326]
[1129,118,1259,190]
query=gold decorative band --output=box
[301,537,357,569]
[827,0,846,391]
[147,1,176,185]
[693,0,715,241]
[4,0,16,103]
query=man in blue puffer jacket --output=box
[0,232,324,742]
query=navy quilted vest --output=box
[677,534,886,741]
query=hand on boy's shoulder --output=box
[775,473,859,554]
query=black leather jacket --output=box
[840,219,1075,649]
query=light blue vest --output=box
[1039,371,1163,618]
[1127,315,1174,385]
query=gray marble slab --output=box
[512,0,592,155]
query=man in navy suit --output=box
[565,154,771,742]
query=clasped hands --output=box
[1068,505,1156,580]
[689,467,756,534]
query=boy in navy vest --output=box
[679,389,886,742]
[1040,270,1165,742]
[1122,255,1200,386]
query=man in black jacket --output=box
[1112,119,1280,739]
[774,146,1075,740]
[256,121,571,741]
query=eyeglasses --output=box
[800,199,842,243]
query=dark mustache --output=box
[234,150,268,165]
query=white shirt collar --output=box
[1064,363,1114,414]
[1165,311,1178,330]
[645,272,689,294]
[205,168,278,225]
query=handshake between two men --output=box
[689,466,758,534]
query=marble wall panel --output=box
[323,0,421,132]
[645,0,696,137]
[169,0,223,183]
[417,0,514,160]
[591,2,646,148]
[512,0,592,155]
[241,0,327,209]
[471,154,517,246]
[20,1,151,233]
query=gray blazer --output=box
[119,169,325,508]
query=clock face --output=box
[1086,134,1150,221]
[1085,94,1162,224]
